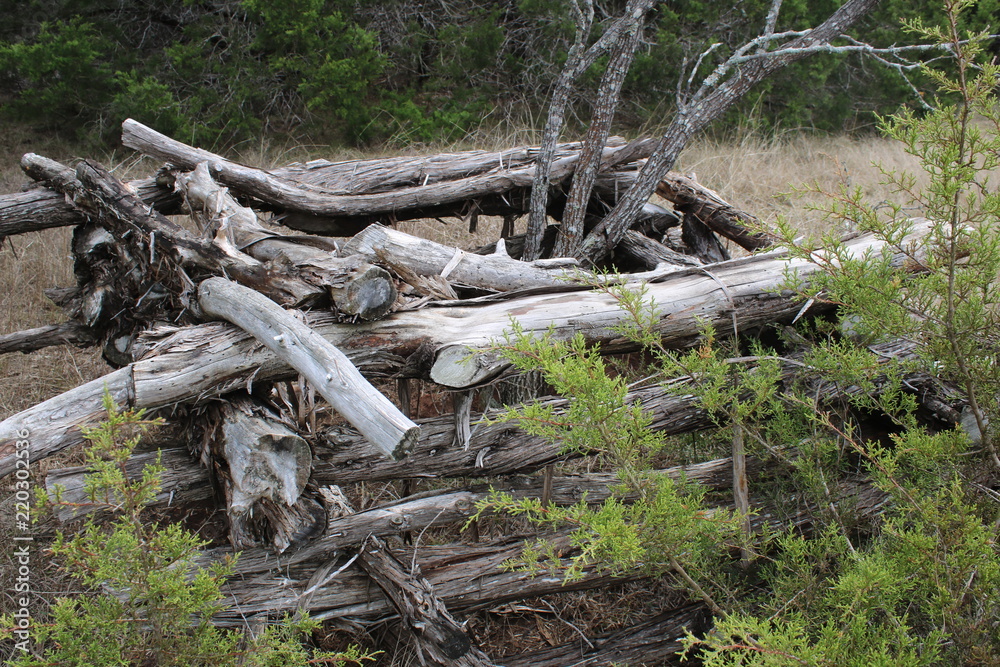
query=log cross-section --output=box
[198,277,418,459]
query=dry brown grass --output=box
[677,131,927,239]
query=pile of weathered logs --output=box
[0,119,961,664]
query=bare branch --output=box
[577,0,883,265]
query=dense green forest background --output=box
[1,0,997,149]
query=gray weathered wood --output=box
[214,397,319,551]
[0,322,97,355]
[120,120,646,233]
[213,531,646,625]
[204,479,887,624]
[615,229,703,271]
[343,225,582,292]
[198,276,418,459]
[0,222,937,478]
[0,188,83,237]
[46,447,210,522]
[657,172,780,251]
[178,163,396,319]
[428,219,934,387]
[502,603,708,667]
[357,534,498,666]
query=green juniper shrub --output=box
[0,392,376,667]
[473,2,1000,664]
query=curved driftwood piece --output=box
[657,173,781,251]
[0,322,97,354]
[198,276,418,459]
[121,120,649,233]
[123,119,544,220]
[178,163,396,319]
[357,534,497,667]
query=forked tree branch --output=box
[577,0,883,264]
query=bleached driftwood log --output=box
[179,163,396,319]
[343,225,583,292]
[427,219,934,387]
[122,119,590,226]
[0,222,936,478]
[198,277,418,459]
[120,119,649,234]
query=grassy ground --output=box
[0,126,926,661]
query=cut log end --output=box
[392,425,421,460]
[342,266,397,321]
[430,345,504,389]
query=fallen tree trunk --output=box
[656,173,780,251]
[212,396,317,551]
[121,119,583,223]
[0,220,938,478]
[206,479,887,624]
[119,120,655,235]
[0,322,97,355]
[427,219,934,387]
[343,225,584,293]
[198,277,418,459]
[179,163,396,320]
[0,187,84,237]
[214,531,647,625]
[46,446,210,522]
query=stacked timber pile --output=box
[0,120,960,664]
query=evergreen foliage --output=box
[0,393,376,666]
[0,0,994,146]
[477,2,1000,663]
